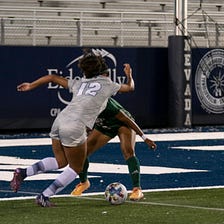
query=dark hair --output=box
[99,57,109,75]
[78,49,102,78]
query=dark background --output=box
[0,46,223,131]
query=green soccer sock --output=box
[126,156,141,188]
[79,157,89,183]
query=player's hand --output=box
[123,63,132,77]
[17,82,32,91]
[145,138,157,150]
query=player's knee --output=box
[123,149,135,160]
[57,158,68,168]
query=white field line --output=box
[79,196,224,212]
[0,138,51,147]
[123,132,224,143]
[0,163,207,181]
[0,186,224,211]
[171,145,224,150]
[0,131,224,147]
[0,154,208,181]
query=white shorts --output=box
[50,115,87,147]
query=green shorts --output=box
[94,98,134,138]
[94,119,124,138]
[94,110,134,138]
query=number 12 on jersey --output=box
[77,82,101,96]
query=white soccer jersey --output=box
[50,75,121,146]
[65,75,121,128]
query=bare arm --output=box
[17,75,68,92]
[115,110,157,150]
[118,64,135,93]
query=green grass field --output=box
[0,188,223,224]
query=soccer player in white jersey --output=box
[12,51,134,207]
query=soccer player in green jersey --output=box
[71,62,156,201]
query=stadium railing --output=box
[0,1,224,47]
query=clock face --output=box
[195,49,224,114]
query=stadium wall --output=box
[0,46,223,130]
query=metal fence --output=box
[1,5,224,48]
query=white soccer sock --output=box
[26,157,59,176]
[42,167,77,197]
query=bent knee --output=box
[56,158,68,168]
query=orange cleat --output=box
[70,180,90,196]
[129,187,144,201]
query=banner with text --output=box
[1,46,223,130]
[0,46,168,130]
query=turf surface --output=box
[0,188,223,224]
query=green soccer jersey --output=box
[94,97,134,138]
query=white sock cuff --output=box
[26,157,59,176]
[42,157,59,171]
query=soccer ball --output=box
[104,182,127,205]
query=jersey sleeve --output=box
[111,82,121,96]
[67,79,77,93]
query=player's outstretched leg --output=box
[10,157,59,193]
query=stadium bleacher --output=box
[0,0,224,47]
